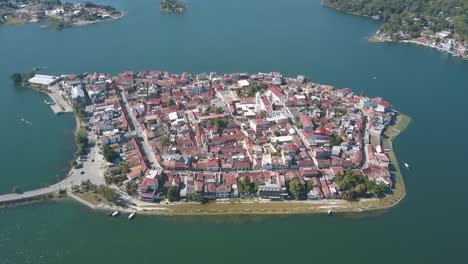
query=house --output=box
[376,100,391,112]
[71,85,86,103]
[267,86,286,104]
[138,173,159,201]
[249,118,270,132]
[258,183,282,200]
[299,115,314,132]
[215,184,231,198]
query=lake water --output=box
[0,0,467,263]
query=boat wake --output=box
[20,118,33,125]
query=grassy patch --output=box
[74,191,104,206]
[369,37,384,43]
[0,17,29,26]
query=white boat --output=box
[404,163,410,168]
[20,118,32,125]
[111,210,120,217]
[328,209,333,215]
[128,212,136,219]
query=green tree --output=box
[10,73,22,85]
[188,193,203,202]
[288,178,305,200]
[167,186,180,202]
[119,162,130,175]
[160,135,170,147]
[103,145,118,162]
[168,98,175,106]
[73,103,87,122]
[76,127,89,156]
[125,182,137,196]
[294,121,303,129]
[100,185,118,202]
[238,176,252,195]
[329,131,343,146]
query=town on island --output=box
[0,0,188,30]
[1,69,411,215]
[0,0,124,29]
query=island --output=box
[160,0,186,13]
[1,70,411,215]
[323,0,468,59]
[0,0,123,30]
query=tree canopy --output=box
[238,176,255,195]
[324,0,468,42]
[160,135,170,147]
[76,127,88,156]
[167,186,180,202]
[288,178,306,200]
[103,145,118,162]
[329,131,343,146]
[335,169,388,201]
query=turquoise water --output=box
[1,0,467,263]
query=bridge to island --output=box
[0,181,69,204]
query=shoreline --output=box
[1,77,411,216]
[322,3,467,60]
[369,35,467,60]
[70,12,125,27]
[1,12,125,30]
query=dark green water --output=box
[1,0,467,263]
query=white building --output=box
[28,74,61,87]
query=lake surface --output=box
[1,0,467,263]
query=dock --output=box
[48,84,73,114]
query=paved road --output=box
[120,91,162,171]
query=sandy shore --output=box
[71,12,125,27]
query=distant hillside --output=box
[323,0,468,42]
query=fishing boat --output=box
[128,212,136,219]
[328,209,333,215]
[111,210,120,217]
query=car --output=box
[80,171,85,175]
[91,159,95,162]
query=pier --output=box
[48,84,73,114]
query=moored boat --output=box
[328,209,333,215]
[111,210,120,217]
[128,212,136,219]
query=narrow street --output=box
[120,90,162,171]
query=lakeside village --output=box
[375,29,467,59]
[0,0,122,29]
[25,70,397,205]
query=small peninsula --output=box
[1,70,410,215]
[160,0,186,13]
[0,0,123,29]
[323,0,468,59]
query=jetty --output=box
[48,85,73,114]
